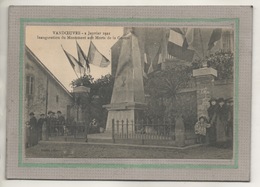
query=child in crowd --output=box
[194,116,211,144]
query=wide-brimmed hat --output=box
[29,112,34,116]
[209,98,217,102]
[225,97,233,103]
[199,116,207,121]
[47,111,53,114]
[218,98,225,103]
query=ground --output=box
[26,141,233,159]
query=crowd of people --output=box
[25,110,66,148]
[194,97,233,147]
[25,111,102,148]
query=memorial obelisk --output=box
[104,31,146,132]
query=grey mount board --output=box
[6,6,252,181]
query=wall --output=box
[212,80,233,99]
[24,47,73,123]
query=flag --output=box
[184,28,194,48]
[143,53,149,73]
[61,45,84,77]
[167,29,195,62]
[208,28,222,50]
[146,48,163,75]
[76,41,90,73]
[147,62,154,74]
[88,41,110,67]
[143,53,149,78]
[168,28,185,46]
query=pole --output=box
[112,119,115,143]
[45,77,49,115]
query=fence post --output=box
[171,118,175,140]
[116,120,119,135]
[131,120,134,138]
[112,119,115,143]
[163,119,166,138]
[126,119,129,139]
[141,119,144,145]
[75,123,78,139]
[85,122,88,142]
[121,120,124,138]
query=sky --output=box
[26,26,124,91]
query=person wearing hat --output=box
[226,98,233,145]
[207,98,218,145]
[37,114,46,141]
[46,111,56,137]
[215,98,228,145]
[28,112,38,146]
[56,111,65,135]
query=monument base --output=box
[103,102,146,133]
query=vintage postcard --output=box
[6,6,252,180]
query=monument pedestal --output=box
[104,102,146,133]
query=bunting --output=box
[167,29,195,62]
[208,28,222,50]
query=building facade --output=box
[24,46,74,123]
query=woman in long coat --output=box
[28,112,38,146]
[215,98,228,143]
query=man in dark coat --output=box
[56,111,66,135]
[226,98,233,147]
[28,112,38,146]
[215,98,228,144]
[46,111,56,137]
[37,114,45,140]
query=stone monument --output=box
[104,32,146,132]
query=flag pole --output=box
[61,44,80,79]
[75,41,83,78]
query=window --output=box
[26,75,34,95]
[56,95,59,103]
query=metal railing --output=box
[112,119,175,144]
[44,121,100,142]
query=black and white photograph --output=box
[24,26,235,159]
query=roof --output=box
[25,45,73,98]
